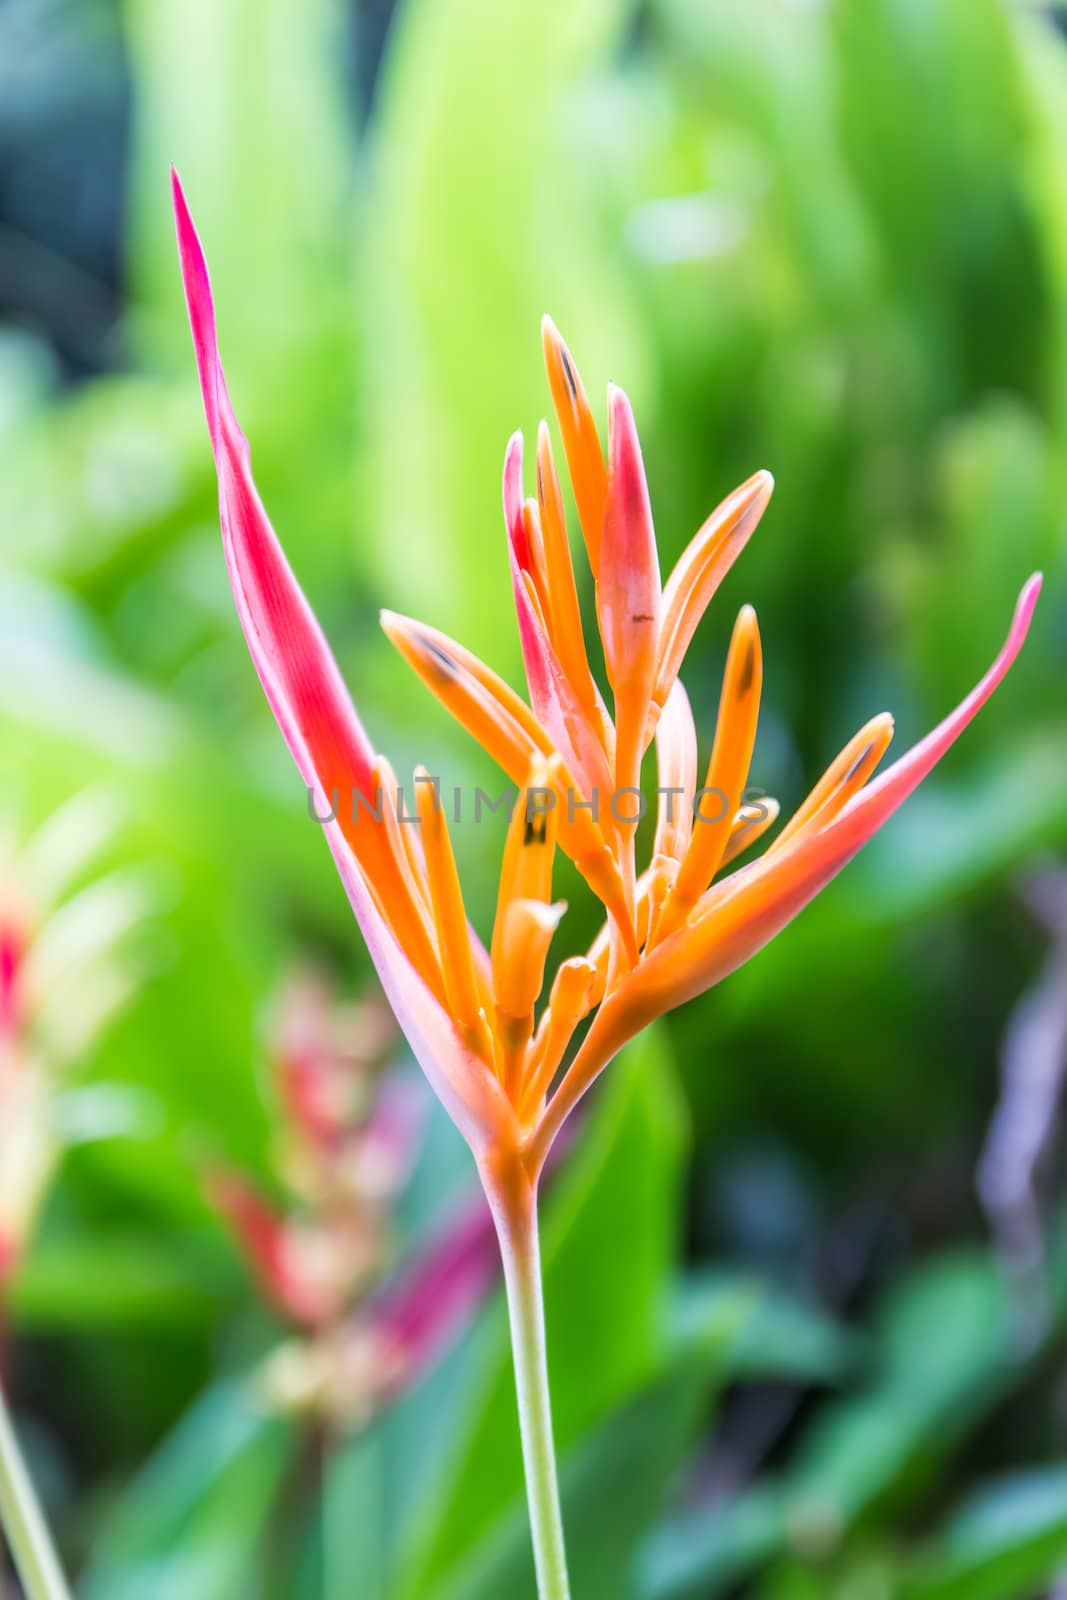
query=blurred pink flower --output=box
[207,973,498,1427]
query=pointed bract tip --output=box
[731,470,775,516]
[607,380,631,419]
[526,900,568,935]
[502,432,524,528]
[859,711,895,759]
[170,171,225,447]
[1020,571,1043,614]
[1006,572,1042,656]
[606,383,641,460]
[379,609,417,649]
[541,315,577,382]
[171,166,194,235]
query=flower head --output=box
[173,172,1040,1195]
[206,970,498,1428]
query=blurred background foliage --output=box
[0,0,1066,1594]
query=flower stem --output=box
[493,1181,571,1600]
[0,1386,70,1600]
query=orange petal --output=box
[558,805,639,964]
[768,713,894,855]
[492,756,560,932]
[382,608,636,952]
[721,797,781,867]
[367,757,448,1000]
[520,956,597,1118]
[381,610,548,781]
[542,316,608,575]
[490,759,564,1097]
[667,605,763,924]
[494,900,566,1025]
[654,470,774,712]
[645,853,681,948]
[413,766,487,1049]
[653,680,698,863]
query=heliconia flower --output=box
[206,1170,337,1328]
[270,972,397,1153]
[260,1184,500,1428]
[205,969,499,1426]
[173,170,1041,1211]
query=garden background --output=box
[1,0,1067,1595]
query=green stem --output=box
[0,1386,70,1600]
[493,1181,571,1600]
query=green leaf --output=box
[10,1235,224,1329]
[635,1271,855,1600]
[124,0,352,378]
[638,1485,786,1600]
[429,1320,742,1600]
[753,1563,837,1600]
[80,1381,298,1600]
[901,1468,1067,1600]
[785,1253,1014,1531]
[639,1251,1031,1599]
[321,1429,389,1600]
[364,0,642,666]
[671,1272,859,1386]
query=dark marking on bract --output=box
[842,742,874,785]
[632,612,654,624]
[524,812,548,847]
[561,350,578,402]
[737,637,756,697]
[419,635,459,682]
